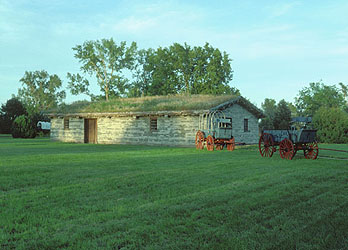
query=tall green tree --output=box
[129,42,237,96]
[295,82,345,116]
[18,70,65,113]
[170,42,194,93]
[313,107,348,143]
[339,82,348,112]
[191,43,234,95]
[68,38,137,101]
[0,98,27,134]
[259,98,277,130]
[339,82,347,99]
[128,49,153,97]
[273,99,292,129]
[259,99,293,130]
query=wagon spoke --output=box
[259,133,274,157]
[304,142,319,160]
[280,138,295,160]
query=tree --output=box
[273,99,292,129]
[339,82,347,100]
[0,98,27,134]
[129,42,237,96]
[190,43,234,95]
[313,107,348,143]
[11,115,37,138]
[259,98,276,130]
[170,42,195,93]
[68,38,137,101]
[339,82,348,112]
[128,49,153,97]
[259,99,292,130]
[18,70,66,113]
[295,82,345,116]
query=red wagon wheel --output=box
[259,133,274,157]
[303,142,319,160]
[195,130,204,150]
[279,138,295,160]
[206,135,214,151]
[226,137,235,151]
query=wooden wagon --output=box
[195,110,235,151]
[259,117,319,160]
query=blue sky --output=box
[1,0,347,107]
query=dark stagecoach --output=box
[259,117,319,160]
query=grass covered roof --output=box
[51,94,263,118]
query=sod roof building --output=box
[49,95,263,146]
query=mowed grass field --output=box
[0,135,347,249]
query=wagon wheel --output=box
[227,137,235,151]
[195,130,204,150]
[303,142,319,160]
[279,138,295,160]
[206,135,214,151]
[258,133,274,157]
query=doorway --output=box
[84,119,97,143]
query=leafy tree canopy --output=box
[259,98,292,130]
[313,107,348,143]
[68,38,137,101]
[18,70,66,113]
[12,114,37,138]
[0,98,27,134]
[67,39,238,99]
[273,100,292,130]
[129,42,237,97]
[259,98,276,130]
[295,81,345,116]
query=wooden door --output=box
[84,119,97,143]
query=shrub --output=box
[0,98,27,134]
[313,107,348,143]
[11,115,37,138]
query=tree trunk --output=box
[105,84,109,101]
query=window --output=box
[64,118,69,130]
[244,119,249,132]
[150,117,158,131]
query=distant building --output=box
[48,95,263,146]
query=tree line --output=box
[0,38,347,142]
[67,38,237,101]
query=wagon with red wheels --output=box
[195,110,235,151]
[259,117,319,160]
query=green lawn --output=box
[0,135,347,249]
